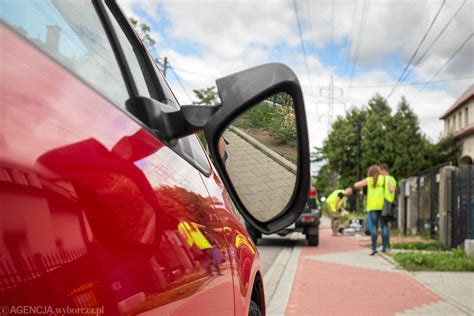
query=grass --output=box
[234,101,297,146]
[391,241,447,251]
[392,248,474,272]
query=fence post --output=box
[438,166,457,247]
[407,177,418,235]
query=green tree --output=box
[313,163,338,198]
[316,94,430,191]
[388,97,428,177]
[193,87,218,106]
[129,17,156,51]
[423,135,460,167]
[193,87,218,146]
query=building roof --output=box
[440,85,474,119]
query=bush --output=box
[234,103,297,146]
[235,104,275,129]
[391,241,447,251]
[392,248,474,272]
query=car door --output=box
[0,1,234,315]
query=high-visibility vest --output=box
[326,189,345,212]
[384,175,397,203]
[178,221,212,250]
[367,176,384,211]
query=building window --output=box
[459,112,463,130]
[465,107,469,127]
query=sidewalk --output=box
[273,217,473,316]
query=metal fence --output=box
[452,165,474,247]
[416,164,446,239]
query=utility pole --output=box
[156,56,169,78]
[162,57,168,78]
[356,122,362,212]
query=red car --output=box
[0,1,309,315]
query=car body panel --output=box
[200,171,262,315]
[0,25,246,315]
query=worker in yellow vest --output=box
[178,221,222,275]
[355,165,395,255]
[380,163,397,204]
[324,187,352,236]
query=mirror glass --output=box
[220,93,298,222]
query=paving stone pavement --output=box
[402,272,474,315]
[280,218,472,316]
[223,129,295,221]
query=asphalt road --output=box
[256,233,307,276]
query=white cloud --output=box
[120,0,473,150]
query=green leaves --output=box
[192,86,218,106]
[129,17,157,51]
[314,94,459,195]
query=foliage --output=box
[269,104,297,145]
[236,104,275,130]
[129,18,156,51]
[234,94,297,146]
[423,135,460,167]
[313,164,338,198]
[392,248,474,271]
[391,241,447,251]
[192,87,218,106]
[193,87,219,149]
[313,94,460,193]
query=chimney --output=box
[46,25,60,53]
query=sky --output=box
[120,0,474,153]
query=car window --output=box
[0,0,129,108]
[173,135,211,174]
[105,2,211,175]
[103,5,151,100]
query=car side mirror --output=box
[204,63,310,234]
[126,63,309,234]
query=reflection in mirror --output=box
[221,93,298,222]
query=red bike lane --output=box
[284,221,441,316]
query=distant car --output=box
[245,186,321,246]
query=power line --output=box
[415,33,473,95]
[301,75,474,90]
[331,0,335,68]
[386,0,446,99]
[172,66,217,79]
[344,0,359,82]
[306,0,319,80]
[347,0,370,98]
[293,0,317,102]
[169,65,193,103]
[399,0,467,85]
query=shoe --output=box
[370,250,378,256]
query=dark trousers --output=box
[369,211,390,251]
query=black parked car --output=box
[246,186,321,246]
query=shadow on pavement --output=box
[257,236,307,247]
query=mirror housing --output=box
[205,63,310,234]
[126,97,219,145]
[126,63,309,234]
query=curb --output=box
[265,233,302,316]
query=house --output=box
[440,85,474,165]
